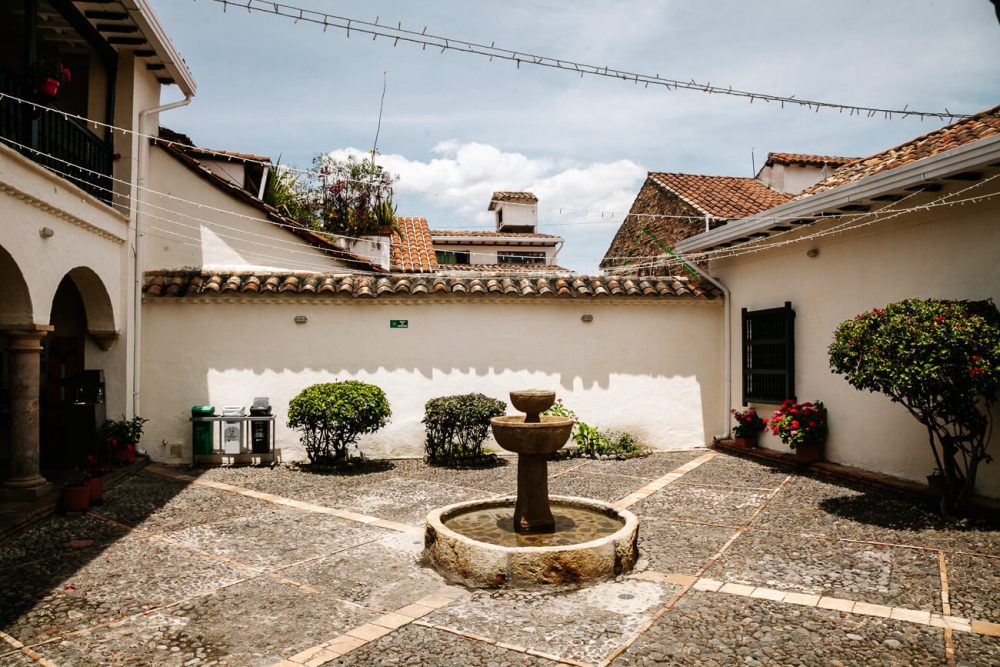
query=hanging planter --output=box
[31,61,71,98]
[40,77,60,97]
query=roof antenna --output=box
[371,70,387,169]
[751,146,757,177]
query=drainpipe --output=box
[133,94,192,417]
[679,257,733,441]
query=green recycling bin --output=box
[191,405,216,455]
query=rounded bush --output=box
[287,381,391,464]
[423,393,506,465]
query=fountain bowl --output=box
[425,496,639,588]
[509,389,557,416]
[490,415,575,455]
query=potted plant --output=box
[765,400,828,463]
[31,61,71,97]
[83,453,109,504]
[731,406,765,448]
[60,471,90,514]
[98,416,148,465]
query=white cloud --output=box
[327,142,646,271]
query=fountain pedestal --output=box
[515,453,553,532]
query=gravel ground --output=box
[707,529,942,611]
[946,552,1000,623]
[327,623,564,666]
[613,590,948,667]
[423,579,677,665]
[633,484,771,527]
[677,454,790,490]
[1,451,997,666]
[953,631,1000,667]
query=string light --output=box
[205,0,968,122]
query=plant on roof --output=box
[262,159,311,226]
[287,381,391,465]
[829,299,999,514]
[422,393,506,466]
[299,152,398,237]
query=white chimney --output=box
[488,192,538,233]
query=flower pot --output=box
[61,485,91,514]
[794,442,823,464]
[734,436,757,449]
[87,477,103,504]
[927,473,947,496]
[40,77,60,97]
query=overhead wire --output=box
[206,0,968,122]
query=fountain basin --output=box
[490,415,575,455]
[425,496,639,588]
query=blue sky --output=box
[150,0,1000,272]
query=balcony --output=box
[0,66,114,205]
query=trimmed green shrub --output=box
[423,393,506,465]
[287,381,391,464]
[829,299,999,513]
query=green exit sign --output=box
[390,320,409,329]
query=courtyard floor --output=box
[1,449,998,666]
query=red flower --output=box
[791,420,800,429]
[934,315,945,322]
[809,421,817,428]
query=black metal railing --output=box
[0,66,114,205]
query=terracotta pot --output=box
[61,485,91,514]
[40,77,60,96]
[113,444,136,464]
[927,473,947,495]
[734,436,757,449]
[794,442,823,464]
[87,477,103,504]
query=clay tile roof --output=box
[390,217,439,273]
[648,172,791,219]
[488,191,538,211]
[143,270,721,301]
[765,152,860,168]
[798,104,1000,198]
[429,229,561,240]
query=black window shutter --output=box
[741,302,795,404]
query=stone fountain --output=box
[425,390,638,587]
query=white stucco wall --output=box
[140,298,723,463]
[713,189,1000,498]
[145,147,355,272]
[496,202,537,230]
[756,163,831,195]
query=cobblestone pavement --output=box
[1,449,998,666]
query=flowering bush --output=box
[765,400,827,449]
[731,407,765,438]
[829,298,999,513]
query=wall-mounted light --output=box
[39,227,54,239]
[806,248,820,258]
[294,315,308,324]
[581,314,594,323]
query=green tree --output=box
[287,381,391,464]
[828,299,999,513]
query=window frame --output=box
[741,301,796,405]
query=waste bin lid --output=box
[191,405,215,415]
[252,396,270,409]
[222,405,246,416]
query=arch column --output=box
[3,325,54,500]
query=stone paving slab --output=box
[953,630,1000,667]
[95,471,276,533]
[0,513,132,569]
[755,474,1000,553]
[391,458,520,495]
[946,553,1000,624]
[332,477,490,526]
[549,472,644,503]
[327,623,564,666]
[40,576,377,666]
[282,531,447,612]
[707,529,943,612]
[634,516,735,575]
[1,532,251,646]
[423,579,678,665]
[632,484,771,527]
[676,454,789,490]
[0,648,36,665]
[577,451,707,480]
[612,590,947,666]
[159,507,388,572]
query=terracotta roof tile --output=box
[648,172,791,219]
[488,191,538,211]
[798,104,1000,197]
[143,270,721,300]
[765,152,860,168]
[429,229,561,240]
[390,217,439,272]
